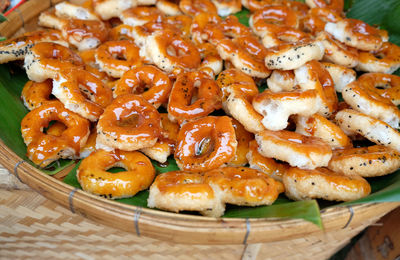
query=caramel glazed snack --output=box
[2,0,400,217]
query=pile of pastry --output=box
[1,0,400,217]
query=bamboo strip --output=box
[0,0,63,38]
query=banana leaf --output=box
[1,0,400,228]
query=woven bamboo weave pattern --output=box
[0,0,400,257]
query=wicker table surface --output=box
[2,165,398,260]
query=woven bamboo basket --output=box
[0,0,399,259]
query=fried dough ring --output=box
[145,30,201,73]
[250,5,299,35]
[197,43,223,77]
[355,73,400,106]
[77,149,155,199]
[179,0,218,17]
[141,113,179,163]
[335,109,400,152]
[305,0,344,12]
[164,15,193,38]
[283,167,371,201]
[175,116,237,172]
[120,7,164,26]
[266,70,299,93]
[114,65,172,108]
[228,119,253,167]
[92,0,137,20]
[156,0,183,16]
[24,42,83,82]
[95,40,143,78]
[211,0,241,16]
[295,60,338,117]
[356,42,400,74]
[216,69,265,133]
[190,13,222,44]
[109,24,136,41]
[325,18,388,52]
[264,39,325,70]
[0,29,67,64]
[204,167,281,206]
[168,71,222,124]
[317,31,359,68]
[21,101,90,167]
[21,80,54,110]
[328,145,400,177]
[96,94,162,151]
[38,11,108,51]
[216,36,271,78]
[321,62,356,93]
[253,89,321,131]
[148,171,225,217]
[255,129,332,170]
[79,129,97,159]
[295,114,351,150]
[55,2,99,20]
[303,8,341,35]
[342,81,400,129]
[52,68,113,122]
[247,140,288,185]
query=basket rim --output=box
[1,140,399,244]
[1,0,399,245]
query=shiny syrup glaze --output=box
[96,40,142,71]
[155,30,201,69]
[21,79,54,110]
[145,113,179,155]
[287,167,371,195]
[21,101,90,166]
[358,42,400,70]
[346,18,384,46]
[77,149,155,198]
[64,19,108,43]
[32,42,84,72]
[259,129,332,156]
[0,29,64,48]
[179,0,217,16]
[191,13,222,43]
[220,16,252,38]
[165,15,193,38]
[154,171,215,199]
[303,7,341,34]
[175,116,237,172]
[217,37,271,74]
[246,0,281,12]
[254,88,318,103]
[247,140,287,193]
[216,69,264,121]
[229,119,254,166]
[309,0,344,12]
[302,114,351,148]
[350,80,396,108]
[357,72,400,104]
[122,7,164,24]
[168,71,221,123]
[318,31,359,57]
[252,5,299,31]
[115,65,172,107]
[98,94,162,143]
[305,60,338,113]
[204,167,280,203]
[80,130,97,156]
[59,68,113,119]
[108,24,135,41]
